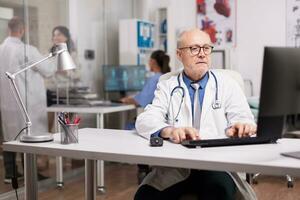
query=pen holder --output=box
[60,124,79,144]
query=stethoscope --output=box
[165,71,221,123]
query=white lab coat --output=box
[0,37,55,141]
[136,69,257,200]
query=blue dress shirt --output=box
[182,72,209,119]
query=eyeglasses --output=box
[179,44,214,56]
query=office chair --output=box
[247,115,298,188]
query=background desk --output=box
[4,128,300,200]
[46,104,136,191]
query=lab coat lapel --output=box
[200,73,215,125]
[180,74,193,126]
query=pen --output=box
[63,112,70,124]
[65,117,70,124]
[74,117,81,124]
[58,119,69,143]
[58,116,66,125]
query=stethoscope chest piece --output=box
[212,100,221,109]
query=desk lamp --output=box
[6,43,76,142]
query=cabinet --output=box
[156,8,167,52]
[119,19,155,65]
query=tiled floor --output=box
[0,155,83,194]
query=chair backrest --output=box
[159,67,183,82]
[214,69,245,93]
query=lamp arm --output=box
[11,53,54,77]
[6,76,32,128]
[4,50,63,132]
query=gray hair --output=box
[176,28,212,48]
[176,27,196,48]
[177,31,186,48]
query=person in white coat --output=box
[135,28,257,200]
[0,16,55,183]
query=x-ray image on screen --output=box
[103,65,146,92]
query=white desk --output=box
[46,104,135,191]
[3,128,300,200]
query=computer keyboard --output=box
[181,137,273,148]
[281,151,300,160]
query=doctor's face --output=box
[177,29,212,81]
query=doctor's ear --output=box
[176,49,183,62]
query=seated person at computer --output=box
[135,29,257,200]
[120,50,170,107]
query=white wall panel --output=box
[68,0,133,96]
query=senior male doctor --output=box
[135,28,257,200]
[0,16,55,183]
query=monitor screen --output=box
[257,47,300,139]
[259,47,300,116]
[103,65,146,92]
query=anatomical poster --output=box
[286,0,300,47]
[196,0,236,48]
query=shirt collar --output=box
[182,71,209,89]
[6,36,22,43]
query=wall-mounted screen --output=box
[103,65,146,92]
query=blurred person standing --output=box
[46,26,81,106]
[50,25,80,84]
[0,16,55,183]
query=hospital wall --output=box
[71,0,286,96]
[1,0,285,97]
[68,0,134,96]
[0,0,67,53]
[155,0,286,96]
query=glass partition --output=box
[0,0,26,195]
[0,0,136,197]
[0,0,69,196]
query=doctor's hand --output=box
[160,127,200,144]
[225,123,257,138]
[119,96,139,106]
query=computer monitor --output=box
[257,47,300,140]
[103,65,146,92]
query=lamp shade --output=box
[55,43,76,71]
